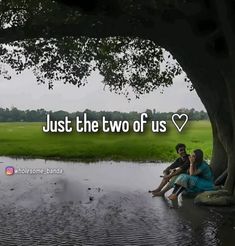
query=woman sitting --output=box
[168,149,215,200]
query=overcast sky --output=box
[0,69,205,113]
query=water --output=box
[0,157,234,246]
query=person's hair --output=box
[193,149,204,164]
[175,143,186,153]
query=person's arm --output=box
[189,162,196,175]
[163,158,180,175]
[189,155,202,176]
[163,168,170,176]
[163,168,182,181]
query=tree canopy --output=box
[0,0,190,99]
[0,37,184,98]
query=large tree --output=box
[1,0,235,201]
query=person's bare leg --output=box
[168,184,185,200]
[149,178,168,193]
[168,193,178,200]
[152,183,173,196]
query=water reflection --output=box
[0,157,234,245]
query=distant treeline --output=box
[0,107,209,122]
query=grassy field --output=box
[0,121,212,162]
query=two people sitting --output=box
[149,143,215,200]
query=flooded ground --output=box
[0,157,235,246]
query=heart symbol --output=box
[171,114,188,132]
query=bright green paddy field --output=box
[0,121,212,162]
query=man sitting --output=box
[149,143,190,197]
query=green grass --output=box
[0,121,212,162]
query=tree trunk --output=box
[191,76,235,195]
[168,43,235,194]
[210,123,227,180]
[193,75,235,194]
[225,150,235,195]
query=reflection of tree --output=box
[1,0,235,199]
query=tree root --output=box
[194,190,235,206]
